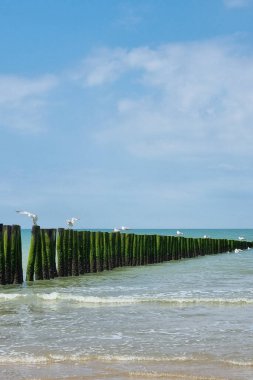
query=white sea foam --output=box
[0,354,207,364]
[221,359,253,367]
[36,292,253,306]
[1,291,252,306]
[129,372,226,380]
[0,353,252,368]
[0,293,27,301]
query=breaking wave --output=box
[0,353,252,368]
[36,293,253,306]
[0,292,253,306]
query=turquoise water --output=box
[0,229,253,379]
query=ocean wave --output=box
[129,372,226,380]
[0,292,252,306]
[0,354,210,365]
[0,354,252,368]
[36,292,253,306]
[0,293,27,301]
[221,359,253,367]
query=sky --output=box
[1,0,253,229]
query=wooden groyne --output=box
[0,224,23,285]
[0,224,252,285]
[48,230,250,279]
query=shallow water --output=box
[0,229,253,379]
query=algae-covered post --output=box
[26,225,40,282]
[4,225,11,284]
[57,228,65,277]
[12,225,23,284]
[77,231,85,275]
[44,229,57,279]
[72,230,79,276]
[0,224,5,285]
[95,231,102,272]
[40,229,50,280]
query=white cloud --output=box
[224,0,251,8]
[0,75,58,132]
[76,39,253,161]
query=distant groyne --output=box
[0,224,252,284]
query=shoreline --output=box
[0,356,252,380]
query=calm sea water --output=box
[0,229,253,380]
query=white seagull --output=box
[176,230,183,236]
[113,227,121,232]
[66,217,79,228]
[238,236,245,241]
[121,226,130,231]
[16,210,38,225]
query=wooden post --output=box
[14,225,23,284]
[72,230,79,276]
[41,229,50,280]
[57,228,65,277]
[26,225,40,282]
[3,225,11,284]
[77,231,85,275]
[0,224,5,285]
[90,232,96,272]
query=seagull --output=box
[238,236,245,241]
[121,226,130,231]
[16,210,38,225]
[66,217,79,228]
[234,248,242,253]
[176,230,183,236]
[113,227,121,232]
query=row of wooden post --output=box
[0,224,23,285]
[0,224,252,284]
[54,229,251,277]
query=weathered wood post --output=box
[77,231,85,275]
[72,230,79,276]
[26,225,40,281]
[4,225,11,284]
[40,229,50,280]
[0,224,5,285]
[90,232,96,272]
[57,228,65,277]
[95,231,102,272]
[13,225,23,284]
[83,231,90,273]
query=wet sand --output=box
[1,358,252,380]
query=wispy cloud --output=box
[223,0,251,8]
[0,74,58,132]
[75,38,253,163]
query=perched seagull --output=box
[121,226,130,231]
[176,230,183,236]
[113,227,121,232]
[66,217,79,228]
[238,236,245,241]
[16,210,38,225]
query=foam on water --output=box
[0,353,252,368]
[23,292,253,306]
[0,293,27,301]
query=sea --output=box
[0,229,253,380]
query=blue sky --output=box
[1,0,253,228]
